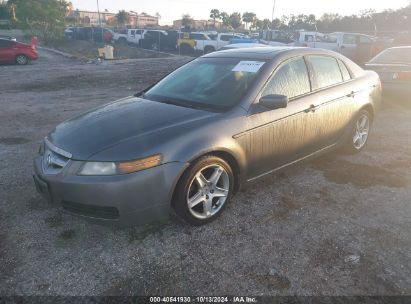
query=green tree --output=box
[242,12,256,30]
[262,18,271,30]
[229,12,242,29]
[220,12,230,26]
[209,9,220,28]
[7,0,68,44]
[116,10,130,27]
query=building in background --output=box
[69,9,159,27]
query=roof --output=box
[203,46,304,60]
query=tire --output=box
[173,155,235,226]
[204,46,215,54]
[15,54,29,65]
[117,37,127,45]
[344,109,371,154]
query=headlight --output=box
[78,154,162,176]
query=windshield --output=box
[144,58,265,111]
[370,48,411,64]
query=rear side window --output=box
[262,57,311,99]
[338,59,351,81]
[307,56,343,90]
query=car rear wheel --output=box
[15,54,29,65]
[345,109,371,153]
[173,156,234,225]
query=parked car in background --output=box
[394,31,411,46]
[262,30,294,46]
[220,43,268,50]
[113,29,145,45]
[190,32,250,53]
[177,32,197,54]
[0,38,38,65]
[65,27,113,43]
[112,29,128,43]
[365,46,411,98]
[295,31,378,64]
[34,47,381,226]
[140,30,177,51]
[0,35,17,41]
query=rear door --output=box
[0,40,16,62]
[305,55,357,148]
[244,56,323,179]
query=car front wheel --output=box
[15,54,29,65]
[173,156,234,225]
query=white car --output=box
[189,32,246,53]
[114,29,145,44]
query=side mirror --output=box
[259,94,289,110]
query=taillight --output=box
[393,72,411,81]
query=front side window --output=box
[307,56,343,90]
[144,58,263,111]
[262,57,311,99]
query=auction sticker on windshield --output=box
[232,61,265,73]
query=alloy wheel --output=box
[353,113,370,150]
[187,164,230,220]
[16,55,28,65]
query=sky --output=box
[71,0,411,25]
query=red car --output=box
[0,38,38,65]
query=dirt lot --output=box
[0,50,410,296]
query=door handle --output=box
[304,104,318,113]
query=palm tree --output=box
[181,14,194,29]
[210,9,220,28]
[229,12,242,29]
[116,10,130,27]
[242,12,256,30]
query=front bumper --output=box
[33,156,187,226]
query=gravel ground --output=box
[0,50,410,296]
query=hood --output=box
[49,97,216,160]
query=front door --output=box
[243,56,322,179]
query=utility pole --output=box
[96,0,103,42]
[271,0,276,29]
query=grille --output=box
[42,138,71,174]
[62,201,119,220]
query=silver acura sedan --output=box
[33,47,382,226]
